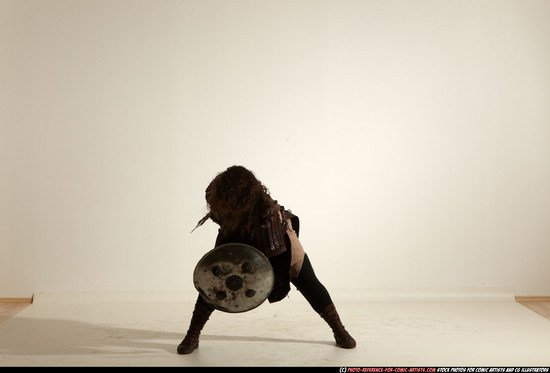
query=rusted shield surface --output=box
[193,243,274,313]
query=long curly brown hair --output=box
[204,165,277,237]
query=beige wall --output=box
[1,0,549,297]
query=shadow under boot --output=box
[177,299,214,354]
[319,303,356,349]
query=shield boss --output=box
[193,243,274,313]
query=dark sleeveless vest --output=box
[214,204,299,303]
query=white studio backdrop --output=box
[1,0,550,298]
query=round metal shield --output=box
[193,243,274,313]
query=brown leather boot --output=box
[319,303,356,349]
[177,299,214,354]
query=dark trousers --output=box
[290,254,333,313]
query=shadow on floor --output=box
[0,317,333,357]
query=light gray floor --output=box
[1,290,550,366]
